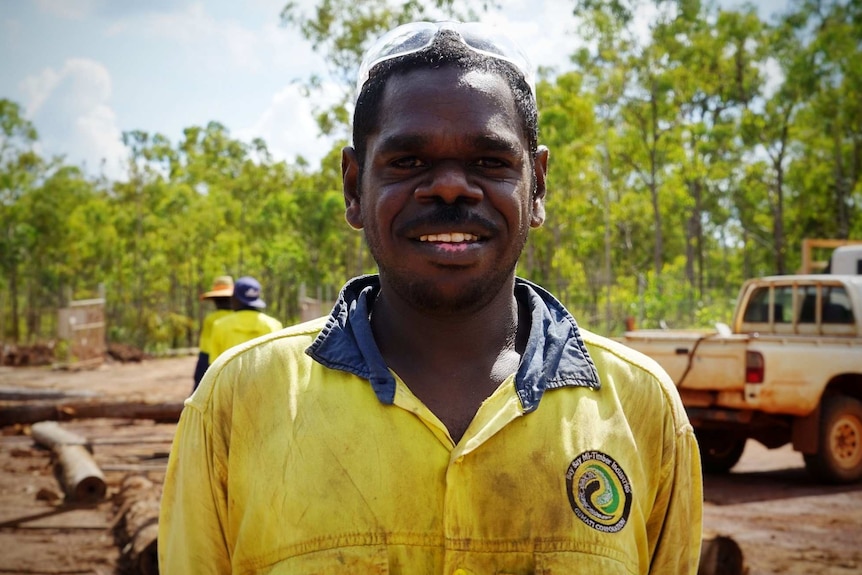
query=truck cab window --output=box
[822,286,854,324]
[773,286,793,323]
[743,288,770,322]
[799,286,817,324]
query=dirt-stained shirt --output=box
[159,275,703,575]
[208,309,283,363]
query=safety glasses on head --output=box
[356,21,536,101]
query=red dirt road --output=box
[1,356,861,574]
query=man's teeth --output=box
[419,233,479,243]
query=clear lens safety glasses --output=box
[356,21,536,100]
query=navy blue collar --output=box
[305,275,600,412]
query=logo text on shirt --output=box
[565,450,632,533]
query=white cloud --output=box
[235,82,342,167]
[20,59,127,179]
[105,2,318,75]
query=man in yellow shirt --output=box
[160,21,702,574]
[208,276,283,363]
[192,275,234,392]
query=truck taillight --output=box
[746,351,764,384]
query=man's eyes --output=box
[390,157,426,169]
[474,158,508,169]
[387,157,511,170]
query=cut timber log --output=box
[0,386,98,401]
[115,475,160,575]
[30,421,107,502]
[31,420,91,448]
[0,399,185,426]
[697,534,745,575]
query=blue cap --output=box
[233,276,266,309]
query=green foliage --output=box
[1,0,860,348]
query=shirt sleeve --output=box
[158,397,232,574]
[646,424,704,574]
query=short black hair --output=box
[352,30,538,169]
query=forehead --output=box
[374,65,526,147]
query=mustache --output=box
[398,205,499,235]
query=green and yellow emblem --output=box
[566,451,632,533]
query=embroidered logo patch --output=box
[565,451,632,533]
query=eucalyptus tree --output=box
[782,0,861,246]
[654,4,766,298]
[18,166,100,339]
[0,99,42,341]
[109,130,189,348]
[572,0,693,296]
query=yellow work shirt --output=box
[159,276,702,574]
[209,309,283,363]
[198,309,233,356]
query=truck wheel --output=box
[804,396,862,484]
[697,431,746,474]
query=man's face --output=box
[342,65,548,315]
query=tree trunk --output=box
[10,262,20,342]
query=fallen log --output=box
[0,387,98,401]
[31,421,107,502]
[114,475,161,575]
[0,399,185,426]
[31,420,91,448]
[697,534,745,575]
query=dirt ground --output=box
[1,356,861,574]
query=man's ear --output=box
[530,145,549,228]
[342,146,363,230]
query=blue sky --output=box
[1,0,789,180]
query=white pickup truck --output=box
[620,274,862,483]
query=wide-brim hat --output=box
[200,275,234,300]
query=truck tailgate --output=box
[621,331,751,390]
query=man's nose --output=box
[414,162,483,204]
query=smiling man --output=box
[159,21,703,574]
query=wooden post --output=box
[31,421,107,502]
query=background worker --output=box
[207,275,282,363]
[161,21,702,574]
[192,275,234,392]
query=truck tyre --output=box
[804,396,862,484]
[697,431,746,474]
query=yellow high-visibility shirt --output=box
[160,276,702,575]
[198,309,233,356]
[209,310,283,363]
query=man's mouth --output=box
[418,232,480,243]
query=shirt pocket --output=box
[254,544,389,575]
[535,550,635,575]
